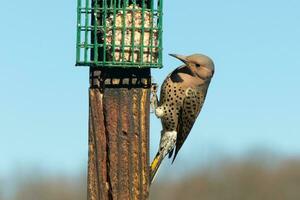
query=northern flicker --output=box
[150,53,215,183]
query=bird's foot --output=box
[150,83,159,113]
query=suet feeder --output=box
[76,0,163,68]
[76,1,164,199]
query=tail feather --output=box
[168,148,174,159]
[150,152,163,183]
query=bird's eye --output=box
[195,64,201,67]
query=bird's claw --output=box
[150,83,159,113]
[151,83,158,94]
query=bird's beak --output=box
[169,54,188,64]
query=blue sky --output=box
[1,0,300,177]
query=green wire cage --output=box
[76,0,163,68]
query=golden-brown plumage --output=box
[150,53,214,183]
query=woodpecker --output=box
[150,53,215,183]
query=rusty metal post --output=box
[87,68,151,200]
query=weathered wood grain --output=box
[88,68,151,200]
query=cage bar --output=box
[76,0,163,68]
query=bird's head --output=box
[169,53,215,80]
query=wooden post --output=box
[87,68,151,200]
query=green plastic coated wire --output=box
[76,0,163,68]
